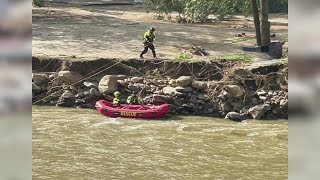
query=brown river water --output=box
[32,106,287,180]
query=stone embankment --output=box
[32,57,288,120]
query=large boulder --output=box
[191,80,207,90]
[225,112,246,122]
[32,73,48,85]
[98,75,119,96]
[225,85,244,99]
[176,76,193,87]
[248,104,271,119]
[32,82,42,93]
[143,95,173,104]
[58,71,83,84]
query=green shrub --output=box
[144,0,288,23]
[33,0,45,7]
[176,51,192,61]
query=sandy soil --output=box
[32,2,288,61]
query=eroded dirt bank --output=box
[32,57,288,120]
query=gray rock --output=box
[191,80,207,89]
[98,75,119,95]
[176,76,193,87]
[259,96,267,100]
[57,91,75,107]
[75,91,85,98]
[32,82,42,93]
[143,95,172,104]
[248,104,271,119]
[51,90,63,98]
[221,103,231,112]
[175,86,193,93]
[46,85,52,92]
[153,79,160,86]
[32,73,48,85]
[230,101,242,109]
[84,91,90,96]
[41,83,48,92]
[75,99,85,104]
[163,87,177,96]
[197,94,206,100]
[219,90,232,100]
[131,77,144,83]
[84,81,98,88]
[190,96,198,104]
[158,80,164,84]
[70,85,77,92]
[252,98,259,105]
[197,100,205,104]
[51,77,64,87]
[117,80,126,87]
[280,99,288,107]
[117,75,127,80]
[128,84,142,93]
[225,85,244,98]
[208,108,214,113]
[58,71,83,84]
[61,90,74,99]
[173,98,183,106]
[90,88,102,97]
[225,112,245,121]
[168,79,176,86]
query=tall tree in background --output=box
[251,0,261,46]
[260,0,270,45]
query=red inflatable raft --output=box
[95,100,170,119]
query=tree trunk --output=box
[251,0,261,46]
[260,0,270,45]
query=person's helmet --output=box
[150,27,155,32]
[114,91,121,97]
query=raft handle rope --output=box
[32,60,124,105]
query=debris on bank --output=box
[32,58,287,120]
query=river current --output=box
[32,106,287,179]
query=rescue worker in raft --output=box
[127,91,143,105]
[113,91,121,106]
[140,27,157,59]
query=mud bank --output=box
[32,56,288,120]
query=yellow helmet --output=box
[114,91,121,97]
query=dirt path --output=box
[32,2,288,61]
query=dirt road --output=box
[32,2,288,61]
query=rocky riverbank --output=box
[32,57,288,120]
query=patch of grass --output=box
[176,51,193,61]
[216,53,253,63]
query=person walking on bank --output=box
[140,27,157,59]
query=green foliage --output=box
[33,0,45,7]
[176,51,192,61]
[216,53,253,63]
[268,0,288,13]
[144,0,287,23]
